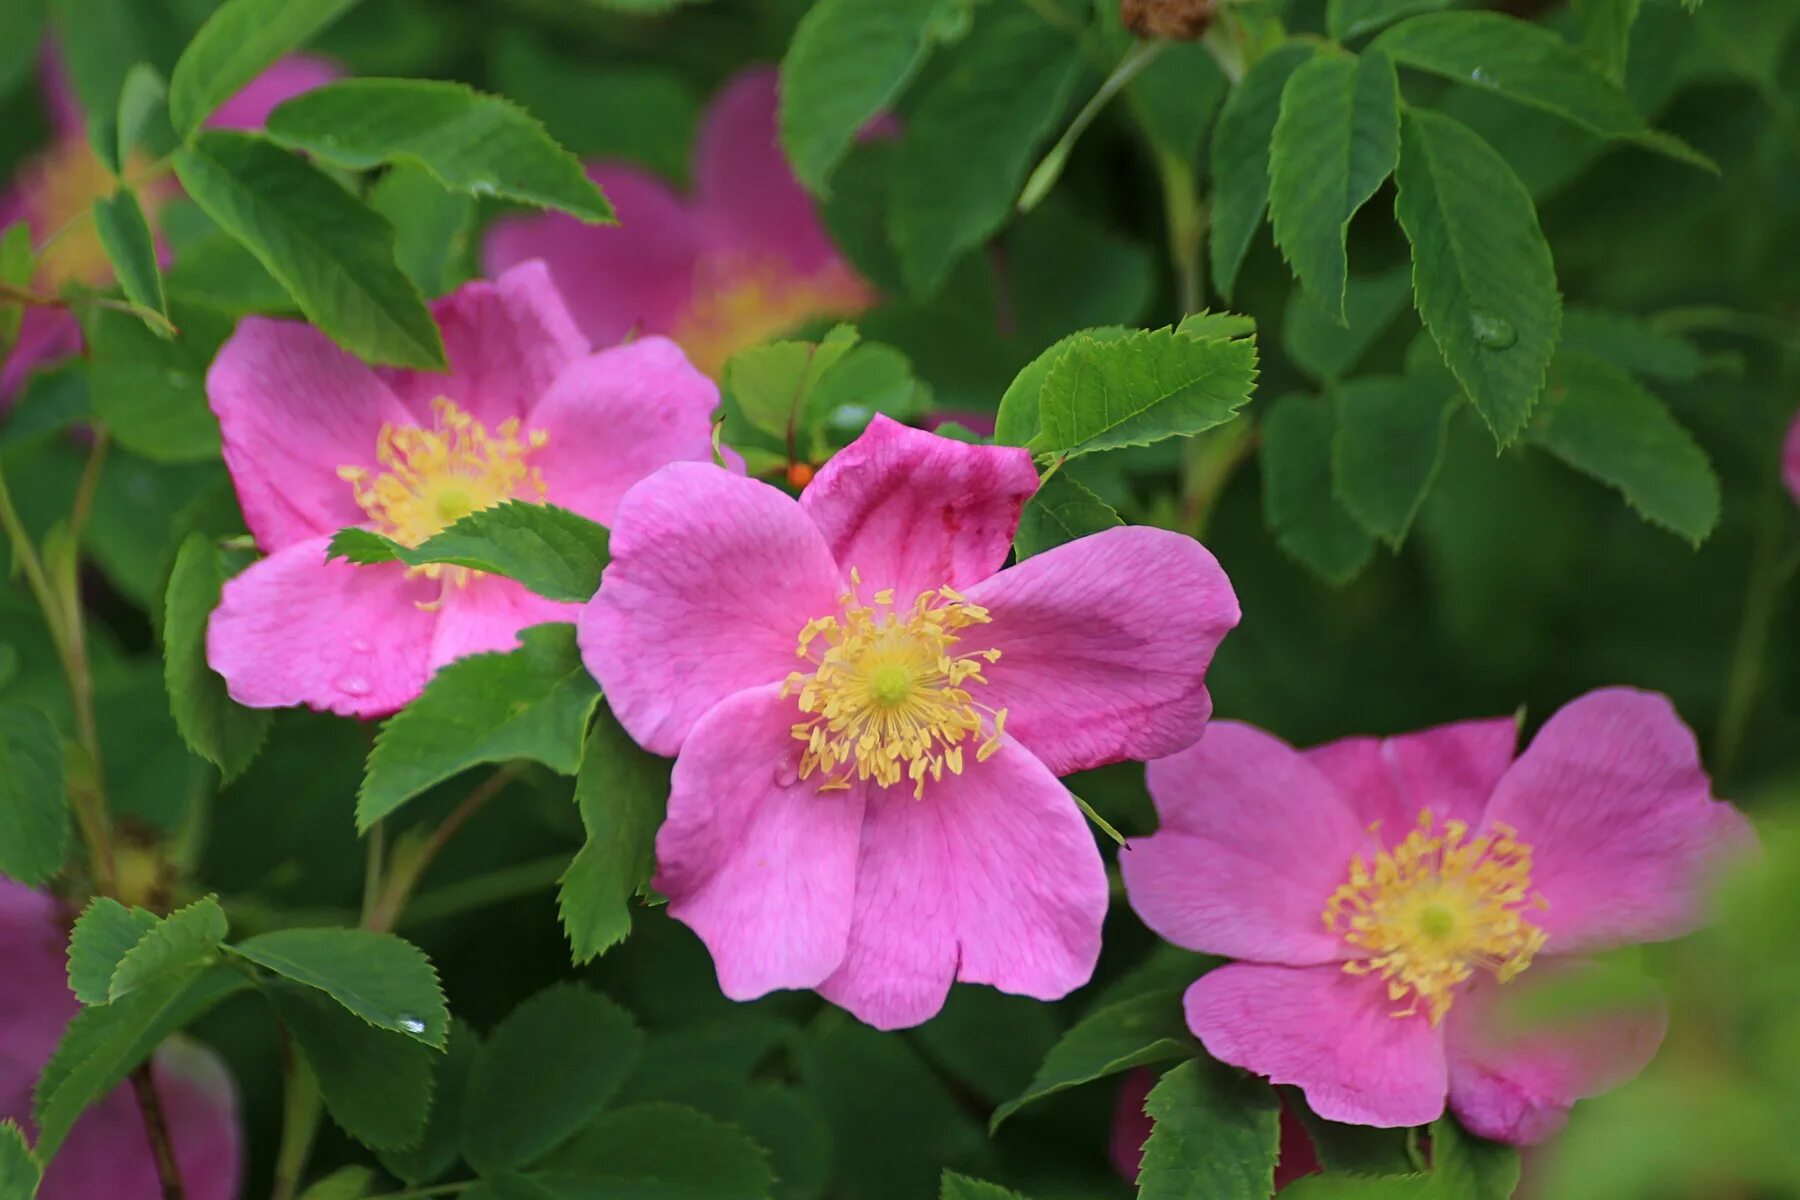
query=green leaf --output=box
[1526,354,1720,545]
[81,298,232,463]
[1014,474,1121,559]
[1330,375,1455,547]
[1031,326,1259,459]
[174,130,446,369]
[0,223,34,353]
[109,896,228,1002]
[941,1173,1029,1200]
[889,6,1083,297]
[992,326,1130,448]
[990,987,1193,1131]
[32,964,248,1159]
[913,989,1061,1110]
[1283,268,1414,383]
[1573,0,1642,83]
[92,188,169,326]
[168,0,359,136]
[378,1019,480,1187]
[1372,12,1713,169]
[1429,1117,1520,1200]
[297,1165,379,1200]
[779,0,968,194]
[1289,1105,1415,1175]
[1268,51,1400,320]
[116,65,172,163]
[558,705,670,963]
[357,623,600,829]
[0,704,68,887]
[270,982,436,1152]
[723,325,859,445]
[266,80,612,222]
[229,927,449,1046]
[367,164,476,297]
[66,897,159,1005]
[1558,307,1702,384]
[1327,0,1452,41]
[1393,109,1560,446]
[1209,42,1315,300]
[1261,395,1374,585]
[523,1102,774,1199]
[461,984,641,1175]
[1136,1058,1281,1200]
[0,1121,39,1200]
[164,533,273,780]
[328,502,610,603]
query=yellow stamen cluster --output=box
[782,571,1006,799]
[672,257,873,378]
[1323,810,1548,1025]
[338,397,548,588]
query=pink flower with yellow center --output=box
[579,416,1240,1029]
[205,260,721,718]
[0,51,340,399]
[482,68,876,378]
[0,882,241,1200]
[1122,690,1756,1143]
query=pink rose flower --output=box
[1109,1068,1320,1188]
[483,68,876,378]
[0,882,242,1200]
[205,260,720,718]
[579,415,1239,1029]
[1784,410,1800,507]
[1122,689,1756,1144]
[0,50,341,400]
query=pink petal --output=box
[1184,962,1449,1128]
[655,685,865,999]
[579,464,841,756]
[36,46,83,138]
[819,738,1107,1030]
[207,315,418,551]
[205,54,342,131]
[1108,1068,1156,1183]
[1445,960,1668,1145]
[207,536,439,717]
[1125,722,1363,965]
[799,414,1038,601]
[0,306,81,402]
[38,1037,241,1200]
[428,576,578,671]
[961,525,1238,776]
[527,336,720,527]
[693,68,841,277]
[1784,410,1800,507]
[1482,688,1757,954]
[1303,716,1519,835]
[0,882,74,1087]
[377,260,589,425]
[482,164,700,348]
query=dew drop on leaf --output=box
[1469,310,1517,350]
[396,1012,426,1035]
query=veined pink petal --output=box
[1126,723,1363,965]
[799,415,1037,601]
[1184,962,1449,1128]
[1481,688,1756,954]
[579,464,841,756]
[205,54,342,130]
[378,260,588,425]
[1445,961,1667,1145]
[428,578,578,671]
[526,336,720,527]
[1783,410,1800,506]
[819,738,1106,1029]
[207,536,438,717]
[482,164,701,348]
[655,685,865,999]
[207,316,418,550]
[0,882,73,1087]
[961,525,1238,776]
[1303,716,1518,835]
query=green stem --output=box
[364,766,520,933]
[1714,488,1796,778]
[399,853,571,928]
[1018,40,1167,214]
[270,1029,322,1200]
[1154,147,1206,315]
[1179,420,1257,538]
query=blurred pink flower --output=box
[0,51,340,400]
[0,882,241,1200]
[204,260,720,718]
[1122,689,1756,1144]
[483,68,876,378]
[1783,410,1799,506]
[580,415,1239,1029]
[1110,1068,1320,1188]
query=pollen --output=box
[338,397,548,588]
[1322,810,1548,1025]
[781,572,1007,799]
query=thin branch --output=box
[129,1065,186,1200]
[364,766,521,933]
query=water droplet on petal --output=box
[1469,310,1517,350]
[773,759,799,788]
[350,639,372,654]
[396,1013,427,1035]
[336,675,372,697]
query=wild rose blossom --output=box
[0,882,241,1200]
[580,416,1238,1029]
[1122,689,1755,1143]
[0,51,340,400]
[206,260,720,718]
[483,68,875,378]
